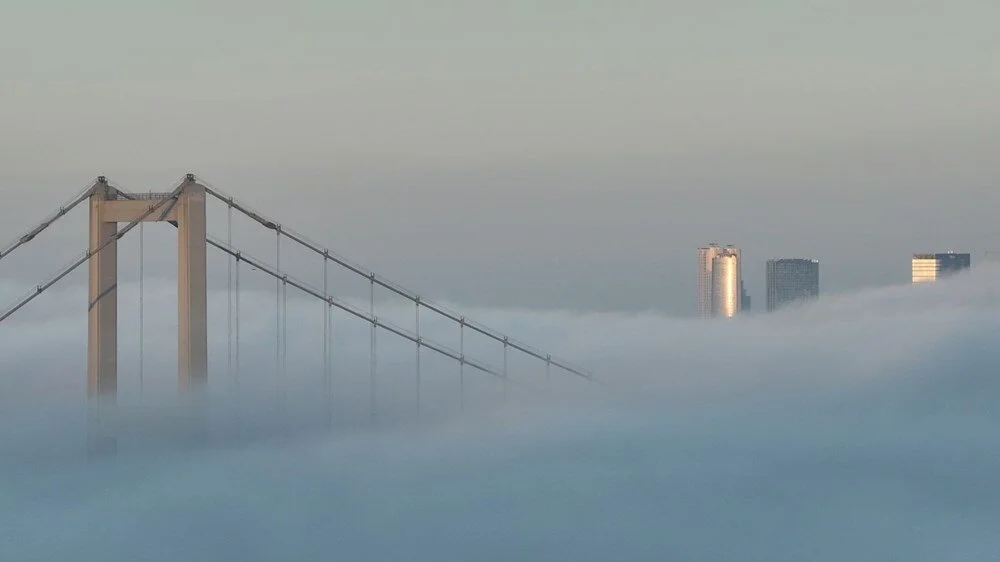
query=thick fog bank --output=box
[2,266,999,560]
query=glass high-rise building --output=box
[698,244,742,318]
[697,244,724,318]
[711,249,742,318]
[766,258,819,312]
[912,252,970,283]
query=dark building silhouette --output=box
[766,258,819,312]
[912,252,971,283]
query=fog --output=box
[2,264,999,560]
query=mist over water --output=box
[2,265,1000,561]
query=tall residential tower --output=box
[766,258,819,312]
[698,244,742,318]
[697,244,723,317]
[912,252,971,283]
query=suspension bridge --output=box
[0,174,592,455]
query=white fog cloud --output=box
[2,264,1000,560]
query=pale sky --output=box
[2,0,999,315]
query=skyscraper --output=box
[911,252,971,283]
[698,244,742,318]
[697,244,724,318]
[711,248,742,318]
[766,258,819,312]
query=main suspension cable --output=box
[201,186,591,380]
[0,179,97,263]
[0,183,185,324]
[204,237,501,378]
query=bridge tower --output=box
[88,174,207,452]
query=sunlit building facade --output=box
[911,252,970,284]
[698,244,743,318]
[711,249,742,318]
[766,258,819,312]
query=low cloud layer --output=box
[2,265,1000,561]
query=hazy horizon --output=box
[3,0,999,315]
